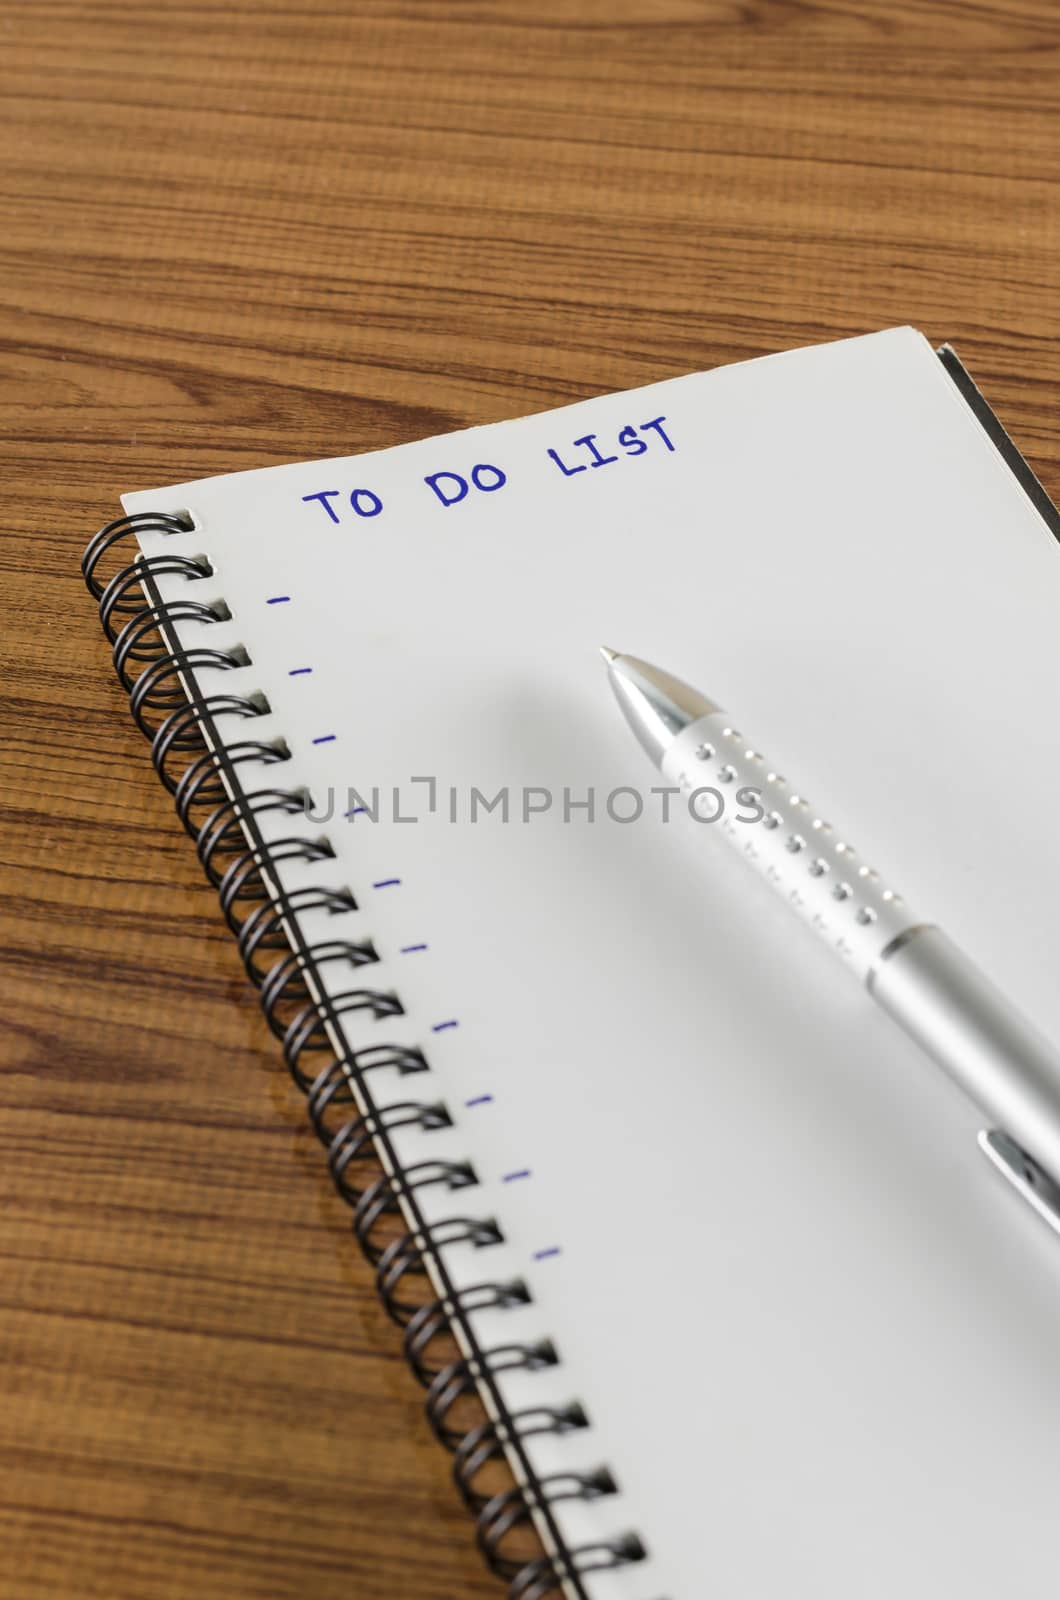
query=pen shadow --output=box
[484,677,1060,1366]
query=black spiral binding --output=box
[82,511,648,1599]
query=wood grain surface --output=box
[2,3,1058,1597]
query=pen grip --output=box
[662,711,914,983]
[662,713,1060,1187]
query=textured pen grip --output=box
[662,711,915,984]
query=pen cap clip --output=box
[979,1129,1060,1240]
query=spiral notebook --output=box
[83,328,1060,1599]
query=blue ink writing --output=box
[302,490,342,524]
[425,470,467,507]
[546,446,585,478]
[424,463,508,508]
[572,433,619,469]
[618,424,647,456]
[350,488,383,518]
[546,415,675,478]
[640,415,675,450]
[303,487,384,523]
[470,463,505,492]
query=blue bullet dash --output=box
[502,1170,531,1183]
[312,734,336,745]
[266,595,291,604]
[289,666,313,676]
[533,1247,561,1261]
[400,943,428,954]
[465,1094,494,1108]
[372,878,401,889]
[432,1019,459,1033]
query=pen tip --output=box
[599,645,620,664]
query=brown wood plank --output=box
[2,2,1058,1595]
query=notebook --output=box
[82,327,1060,1599]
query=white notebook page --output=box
[127,328,1060,1598]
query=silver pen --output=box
[603,647,1060,1239]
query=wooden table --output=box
[2,3,1058,1596]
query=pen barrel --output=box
[868,926,1060,1183]
[661,712,1060,1183]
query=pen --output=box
[603,647,1060,1239]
